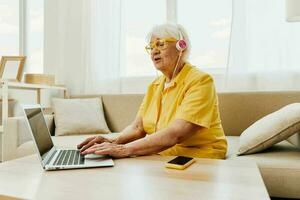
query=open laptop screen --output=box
[24,107,54,159]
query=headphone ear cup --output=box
[176,39,187,51]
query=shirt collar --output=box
[153,62,192,86]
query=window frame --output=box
[19,0,25,56]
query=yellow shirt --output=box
[138,63,227,159]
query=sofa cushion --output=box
[227,137,300,199]
[53,98,110,136]
[218,91,300,136]
[238,103,300,155]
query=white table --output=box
[0,154,270,200]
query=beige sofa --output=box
[3,91,300,199]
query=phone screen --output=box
[168,156,193,165]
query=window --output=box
[0,0,43,73]
[123,0,232,77]
[177,0,232,71]
[123,0,166,77]
[0,0,19,55]
[25,0,44,73]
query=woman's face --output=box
[149,36,180,72]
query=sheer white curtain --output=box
[45,0,300,94]
[83,0,122,94]
[45,0,87,94]
[44,0,122,95]
[225,0,300,91]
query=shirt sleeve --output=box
[175,75,216,129]
[137,94,147,118]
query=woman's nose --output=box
[151,48,160,56]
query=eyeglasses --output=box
[145,38,177,54]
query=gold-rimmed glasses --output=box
[145,38,177,54]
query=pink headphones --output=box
[176,29,187,51]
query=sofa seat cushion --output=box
[16,133,121,157]
[227,136,300,198]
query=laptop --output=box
[22,104,114,171]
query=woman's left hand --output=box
[81,142,130,158]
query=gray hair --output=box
[146,22,191,61]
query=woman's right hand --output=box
[77,136,113,153]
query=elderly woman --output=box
[78,23,227,159]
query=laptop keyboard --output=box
[52,150,85,166]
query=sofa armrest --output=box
[3,118,19,161]
[2,115,55,161]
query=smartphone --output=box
[165,156,195,170]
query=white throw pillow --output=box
[238,103,300,155]
[52,98,110,136]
